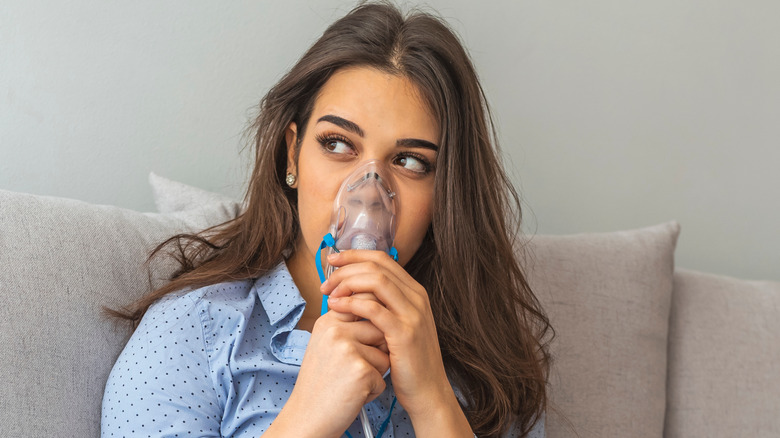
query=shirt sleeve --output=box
[524,411,545,438]
[101,293,222,437]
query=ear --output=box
[285,122,298,175]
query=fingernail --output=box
[328,297,340,304]
[327,253,338,261]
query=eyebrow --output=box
[316,114,439,151]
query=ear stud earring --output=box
[286,172,296,187]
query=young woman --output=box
[102,2,552,437]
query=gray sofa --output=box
[1,174,778,437]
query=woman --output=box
[102,2,552,437]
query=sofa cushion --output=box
[526,221,680,438]
[0,189,236,437]
[665,269,780,437]
[149,171,242,215]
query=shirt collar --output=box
[254,260,307,327]
[253,261,310,366]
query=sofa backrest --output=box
[1,184,689,437]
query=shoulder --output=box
[141,278,258,330]
[145,261,297,320]
[114,278,263,370]
[150,278,258,314]
[103,282,261,436]
[136,262,301,349]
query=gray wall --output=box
[2,1,778,281]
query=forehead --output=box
[310,67,439,141]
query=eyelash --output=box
[314,132,434,175]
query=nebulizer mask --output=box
[313,160,399,438]
[315,159,399,301]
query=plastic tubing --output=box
[360,406,374,438]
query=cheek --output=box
[393,188,434,264]
[296,173,340,251]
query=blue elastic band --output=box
[317,233,337,315]
[375,396,398,437]
[316,233,336,283]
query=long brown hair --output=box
[109,2,553,436]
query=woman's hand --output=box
[269,306,390,438]
[319,249,453,420]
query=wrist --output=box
[265,394,340,438]
[407,385,473,438]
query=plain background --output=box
[1,0,778,281]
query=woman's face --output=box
[286,66,439,268]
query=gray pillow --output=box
[149,171,242,215]
[526,221,680,438]
[665,269,780,437]
[0,189,236,437]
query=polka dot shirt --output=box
[100,261,414,437]
[100,261,546,437]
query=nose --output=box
[346,170,394,208]
[347,182,385,213]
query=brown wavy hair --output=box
[108,2,553,436]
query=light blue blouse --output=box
[101,261,544,437]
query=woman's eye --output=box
[325,139,351,154]
[394,155,430,174]
[316,134,355,155]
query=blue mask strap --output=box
[316,233,338,315]
[374,396,398,437]
[316,233,337,284]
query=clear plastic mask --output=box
[324,160,397,276]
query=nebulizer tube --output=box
[359,406,374,438]
[350,230,383,438]
[315,160,399,438]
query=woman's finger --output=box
[326,272,416,316]
[354,342,391,375]
[326,290,385,321]
[326,295,398,338]
[324,250,429,309]
[347,318,387,349]
[314,314,390,368]
[319,309,390,354]
[327,250,417,292]
[322,257,407,297]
